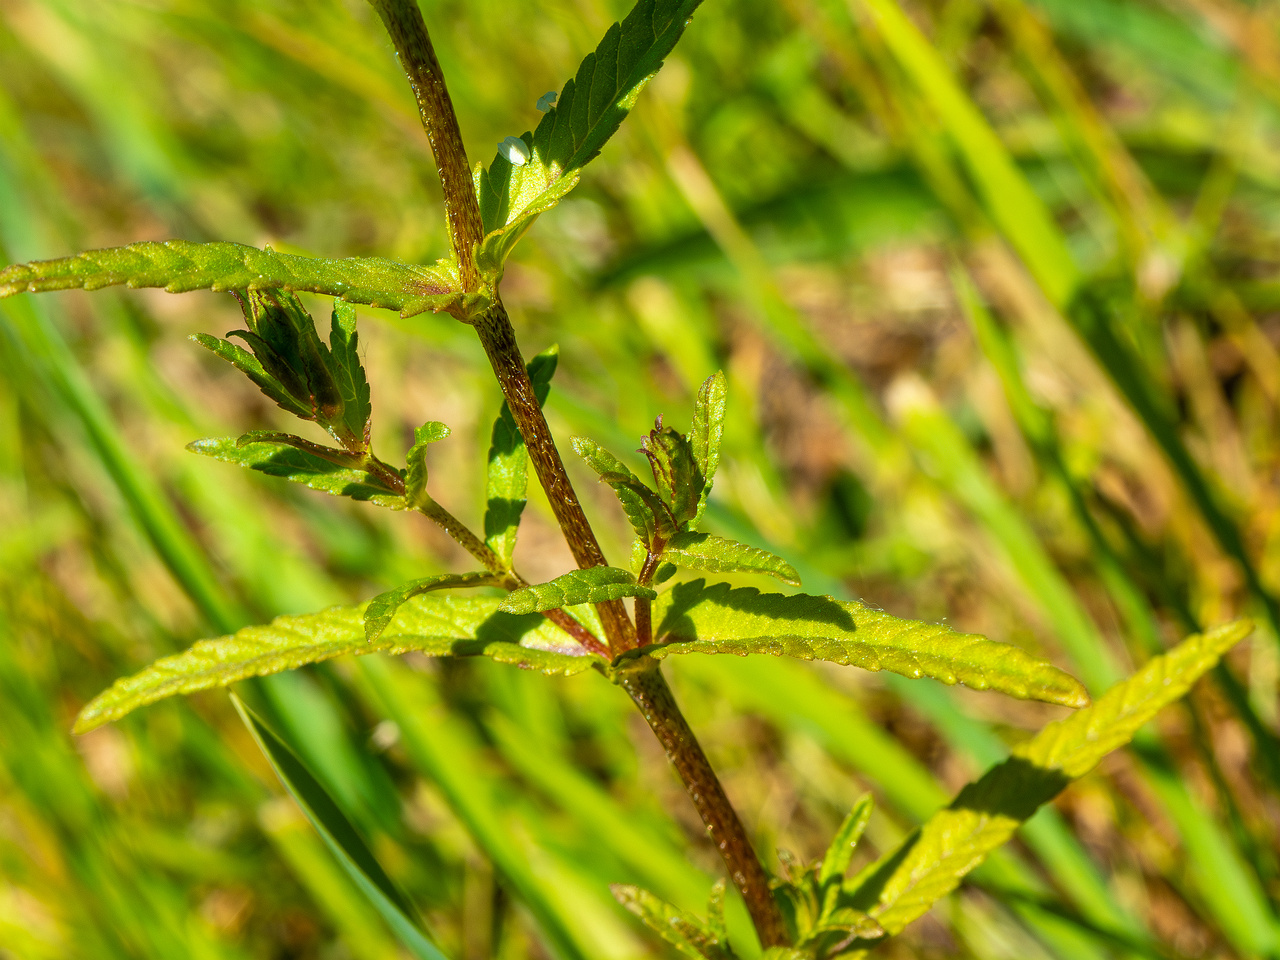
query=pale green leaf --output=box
[405,421,450,505]
[642,423,703,526]
[637,580,1089,707]
[0,240,481,318]
[475,0,707,278]
[364,572,501,643]
[498,567,657,615]
[819,794,874,886]
[611,885,733,960]
[849,620,1254,936]
[189,436,405,508]
[232,697,449,960]
[74,594,606,733]
[485,346,558,566]
[689,371,726,525]
[661,532,800,586]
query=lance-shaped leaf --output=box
[634,580,1089,707]
[611,885,733,960]
[820,794,874,887]
[326,300,372,444]
[845,620,1254,939]
[475,0,707,278]
[74,595,607,733]
[661,532,800,586]
[689,372,726,525]
[0,240,482,318]
[499,567,657,615]
[572,436,674,543]
[405,421,450,506]
[485,346,559,566]
[192,332,313,420]
[189,436,405,508]
[364,572,502,643]
[642,421,703,526]
[233,697,449,960]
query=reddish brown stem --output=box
[618,660,788,947]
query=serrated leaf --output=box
[485,346,559,566]
[192,332,312,419]
[499,567,657,615]
[74,594,607,733]
[820,794,873,887]
[364,572,501,643]
[232,697,449,960]
[571,436,673,543]
[611,885,734,960]
[642,422,703,526]
[636,580,1089,708]
[475,0,707,278]
[662,532,800,586]
[189,436,405,508]
[690,371,726,525]
[0,240,483,318]
[326,300,372,444]
[405,421,451,505]
[706,879,728,941]
[848,620,1254,937]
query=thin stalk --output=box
[618,659,789,947]
[369,2,787,946]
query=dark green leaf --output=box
[231,697,449,960]
[485,346,559,566]
[364,572,502,642]
[662,531,800,586]
[498,567,657,614]
[689,371,726,525]
[475,0,707,277]
[189,436,404,508]
[847,620,1254,936]
[642,422,703,526]
[326,300,372,444]
[74,594,605,733]
[405,421,451,505]
[637,579,1090,707]
[191,332,312,419]
[0,240,479,318]
[611,885,734,960]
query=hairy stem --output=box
[474,302,637,654]
[371,6,786,946]
[366,0,483,290]
[619,660,789,947]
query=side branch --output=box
[367,0,484,290]
[618,660,788,947]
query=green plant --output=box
[0,1,1258,957]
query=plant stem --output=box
[370,4,787,946]
[618,659,789,947]
[366,0,483,291]
[473,301,637,654]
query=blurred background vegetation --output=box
[1,0,1279,957]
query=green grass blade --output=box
[232,696,449,960]
[0,240,470,318]
[640,579,1088,707]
